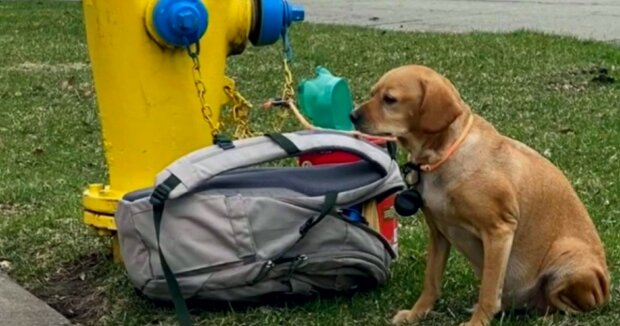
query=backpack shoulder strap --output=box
[149,175,192,326]
[155,130,395,200]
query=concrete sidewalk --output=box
[0,273,70,326]
[295,0,620,42]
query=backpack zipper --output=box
[251,260,275,284]
[251,254,308,284]
[273,254,307,265]
[152,260,245,280]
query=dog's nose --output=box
[349,111,360,124]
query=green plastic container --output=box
[297,66,354,130]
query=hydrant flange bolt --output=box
[151,0,209,47]
[284,3,304,27]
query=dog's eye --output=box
[383,94,397,105]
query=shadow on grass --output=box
[30,251,389,324]
[142,281,384,315]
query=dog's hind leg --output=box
[545,265,610,313]
[540,238,610,314]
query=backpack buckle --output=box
[214,134,235,150]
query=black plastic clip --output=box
[214,134,235,150]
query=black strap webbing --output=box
[299,192,338,235]
[265,133,301,155]
[387,141,398,160]
[150,175,193,326]
[269,192,339,266]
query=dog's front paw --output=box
[458,320,487,326]
[391,309,427,325]
[391,310,414,325]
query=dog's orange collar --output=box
[419,114,474,173]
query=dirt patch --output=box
[31,253,110,326]
[4,62,89,73]
[0,202,33,218]
[548,65,616,93]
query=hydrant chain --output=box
[223,85,254,139]
[280,26,296,103]
[187,43,221,135]
[282,58,295,101]
[282,29,293,62]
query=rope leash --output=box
[261,99,397,144]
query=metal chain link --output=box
[272,58,295,131]
[223,85,255,139]
[273,30,297,131]
[187,42,222,136]
[281,59,295,100]
[185,29,300,139]
[281,30,296,101]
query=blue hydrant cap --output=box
[152,0,209,47]
[251,0,305,46]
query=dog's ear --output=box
[417,78,463,133]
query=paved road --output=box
[295,0,620,42]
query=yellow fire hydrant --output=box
[81,0,304,260]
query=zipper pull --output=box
[287,255,308,279]
[251,260,274,284]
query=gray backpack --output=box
[114,130,405,325]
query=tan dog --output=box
[350,65,610,326]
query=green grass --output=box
[1,1,619,325]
